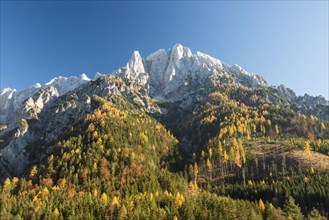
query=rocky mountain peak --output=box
[112,44,271,100]
[170,43,192,60]
[0,74,91,126]
[127,51,145,74]
[80,73,91,81]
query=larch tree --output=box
[29,166,38,178]
[304,140,311,157]
[259,198,265,211]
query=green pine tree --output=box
[283,196,304,220]
[118,204,128,220]
[307,208,326,220]
[263,202,274,220]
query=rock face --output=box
[296,94,327,107]
[0,74,91,124]
[116,51,149,87]
[275,84,297,100]
[0,43,327,181]
[21,86,60,118]
[114,43,269,103]
[1,43,297,123]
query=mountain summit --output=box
[114,44,270,104]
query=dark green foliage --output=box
[283,196,304,220]
[307,208,326,220]
[213,170,329,215]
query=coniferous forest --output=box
[1,83,329,220]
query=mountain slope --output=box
[1,44,328,219]
[0,75,160,181]
[0,95,265,220]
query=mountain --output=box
[1,44,327,128]
[0,74,91,124]
[116,44,267,103]
[1,44,328,219]
[1,43,328,179]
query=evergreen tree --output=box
[307,208,326,220]
[263,202,274,220]
[283,196,304,220]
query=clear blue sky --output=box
[1,1,328,99]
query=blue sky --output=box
[1,1,328,99]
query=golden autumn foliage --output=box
[223,150,229,164]
[259,199,265,211]
[29,166,38,178]
[175,192,185,207]
[12,177,19,186]
[201,115,216,124]
[208,147,213,159]
[3,178,11,189]
[53,208,60,217]
[304,140,311,157]
[101,192,108,203]
[321,122,326,130]
[111,196,119,207]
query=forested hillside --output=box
[163,84,329,219]
[1,44,328,219]
[1,84,328,219]
[0,95,265,219]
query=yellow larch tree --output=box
[111,196,119,207]
[304,140,311,157]
[218,141,223,157]
[206,158,212,173]
[208,147,213,159]
[29,165,38,178]
[259,198,265,211]
[53,208,60,217]
[223,150,229,164]
[100,192,108,203]
[321,122,326,131]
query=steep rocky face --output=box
[144,44,268,100]
[296,94,327,107]
[114,44,269,103]
[275,84,297,100]
[0,84,40,123]
[0,74,91,125]
[19,86,59,120]
[44,73,91,95]
[115,51,149,87]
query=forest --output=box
[1,85,329,220]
